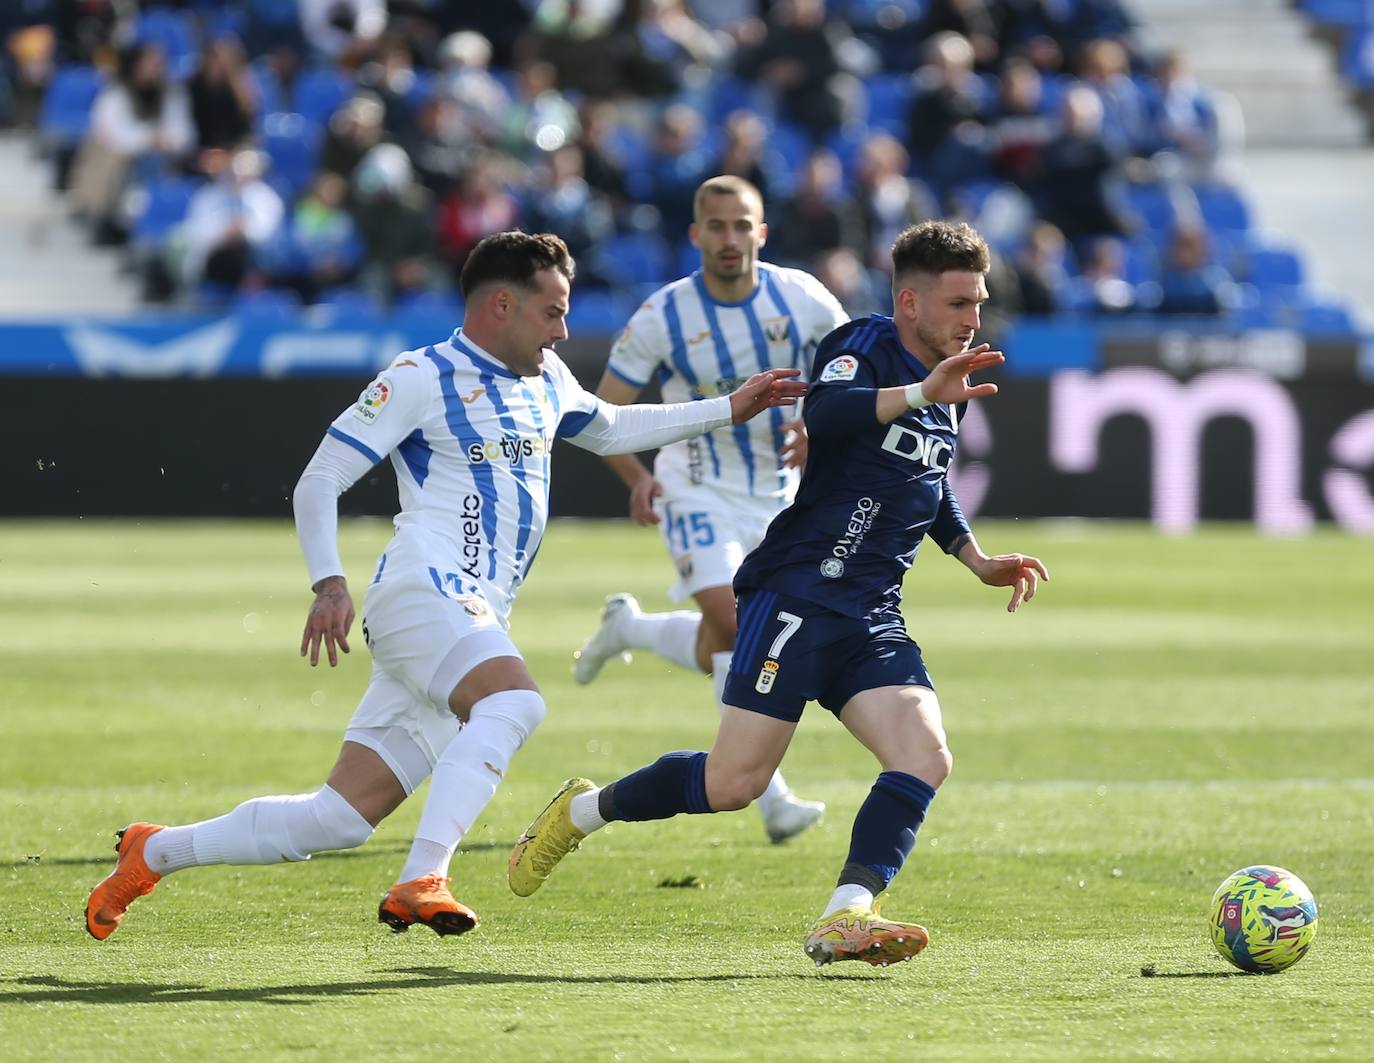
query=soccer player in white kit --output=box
[571,176,850,842]
[85,231,806,940]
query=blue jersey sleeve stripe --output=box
[606,363,647,388]
[396,428,433,487]
[424,344,502,582]
[693,273,756,494]
[557,407,598,438]
[326,426,382,465]
[476,364,536,576]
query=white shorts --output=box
[656,485,788,601]
[344,565,521,780]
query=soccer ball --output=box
[1209,865,1318,974]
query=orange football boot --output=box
[85,822,164,940]
[377,875,478,936]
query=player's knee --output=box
[924,744,954,788]
[469,689,547,744]
[708,769,770,812]
[312,785,375,851]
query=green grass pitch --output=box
[2,518,1371,1062]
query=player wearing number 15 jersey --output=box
[509,221,1050,968]
[570,176,848,842]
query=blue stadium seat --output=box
[128,175,202,249]
[1194,182,1252,236]
[1300,300,1357,335]
[247,61,286,121]
[1247,246,1305,289]
[865,72,914,137]
[291,67,355,127]
[567,289,629,332]
[1124,181,1177,236]
[39,65,104,146]
[394,289,464,320]
[260,112,323,202]
[317,287,381,315]
[133,9,200,82]
[1341,27,1374,89]
[232,288,302,319]
[1301,0,1374,28]
[594,232,671,289]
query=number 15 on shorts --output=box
[755,611,803,694]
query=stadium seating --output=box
[38,65,103,148]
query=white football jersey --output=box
[325,330,604,625]
[606,263,848,500]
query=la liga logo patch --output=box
[819,355,858,382]
[353,377,392,424]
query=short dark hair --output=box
[459,231,575,299]
[693,175,764,221]
[891,221,990,280]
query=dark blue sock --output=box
[599,750,711,822]
[837,771,937,892]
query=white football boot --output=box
[760,792,826,844]
[572,593,639,685]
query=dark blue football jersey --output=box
[733,315,971,619]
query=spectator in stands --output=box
[1064,235,1138,315]
[435,29,509,143]
[299,0,386,61]
[356,34,423,140]
[575,99,631,212]
[1010,220,1069,316]
[350,142,437,304]
[987,55,1053,188]
[436,150,520,285]
[403,94,480,196]
[188,36,257,153]
[1146,50,1221,179]
[4,22,54,129]
[920,0,1011,72]
[813,245,885,317]
[1077,37,1149,155]
[524,144,616,286]
[634,0,730,95]
[906,31,991,195]
[1157,223,1234,315]
[523,0,676,99]
[736,0,871,143]
[320,94,385,181]
[499,59,579,162]
[710,109,778,201]
[70,41,194,242]
[850,132,936,276]
[1038,84,1130,245]
[766,148,861,269]
[279,170,362,302]
[181,147,284,296]
[647,102,711,238]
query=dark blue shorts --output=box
[721,589,933,723]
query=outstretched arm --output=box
[874,345,1004,425]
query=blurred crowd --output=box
[0,0,1353,331]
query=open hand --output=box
[779,417,807,469]
[301,575,355,666]
[919,345,1005,405]
[729,368,807,424]
[971,552,1049,613]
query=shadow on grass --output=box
[1138,970,1255,979]
[14,841,511,869]
[1,966,870,1005]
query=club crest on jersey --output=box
[819,355,858,382]
[820,557,844,579]
[763,317,791,344]
[754,658,780,694]
[352,377,392,423]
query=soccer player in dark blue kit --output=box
[507,221,1050,967]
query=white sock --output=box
[397,838,455,883]
[399,689,545,884]
[713,649,792,811]
[143,785,374,874]
[822,883,875,918]
[623,610,702,672]
[569,789,608,834]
